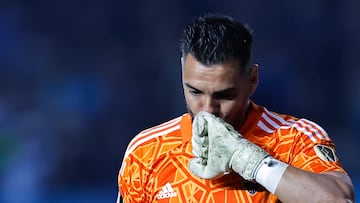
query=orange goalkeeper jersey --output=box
[118,102,346,203]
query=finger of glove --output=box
[200,113,241,174]
[188,158,220,179]
[192,130,208,145]
[192,135,209,158]
[203,113,242,141]
[191,139,201,157]
[192,112,209,138]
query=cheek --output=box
[185,94,199,108]
[220,99,246,119]
[183,91,191,103]
[184,93,203,114]
[219,101,236,114]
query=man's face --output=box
[182,54,258,129]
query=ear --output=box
[249,64,259,96]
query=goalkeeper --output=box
[117,14,354,202]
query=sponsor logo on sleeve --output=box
[314,144,338,162]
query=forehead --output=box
[182,54,244,89]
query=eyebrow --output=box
[185,83,237,95]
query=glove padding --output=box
[189,111,269,180]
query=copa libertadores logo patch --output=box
[314,144,338,162]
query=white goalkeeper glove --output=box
[189,111,288,193]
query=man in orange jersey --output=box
[117,14,355,202]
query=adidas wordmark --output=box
[156,182,177,199]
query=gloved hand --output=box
[189,111,269,180]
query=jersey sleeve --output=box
[118,133,158,203]
[118,150,146,203]
[288,119,346,174]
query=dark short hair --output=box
[180,14,253,70]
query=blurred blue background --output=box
[0,0,359,202]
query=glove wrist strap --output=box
[230,139,270,180]
[255,157,288,194]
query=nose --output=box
[202,97,220,115]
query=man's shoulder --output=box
[256,105,330,142]
[125,114,186,155]
[139,115,184,137]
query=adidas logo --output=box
[156,182,177,200]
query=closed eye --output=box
[190,89,202,96]
[185,83,203,96]
[213,91,237,100]
[185,83,238,100]
[213,88,237,100]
